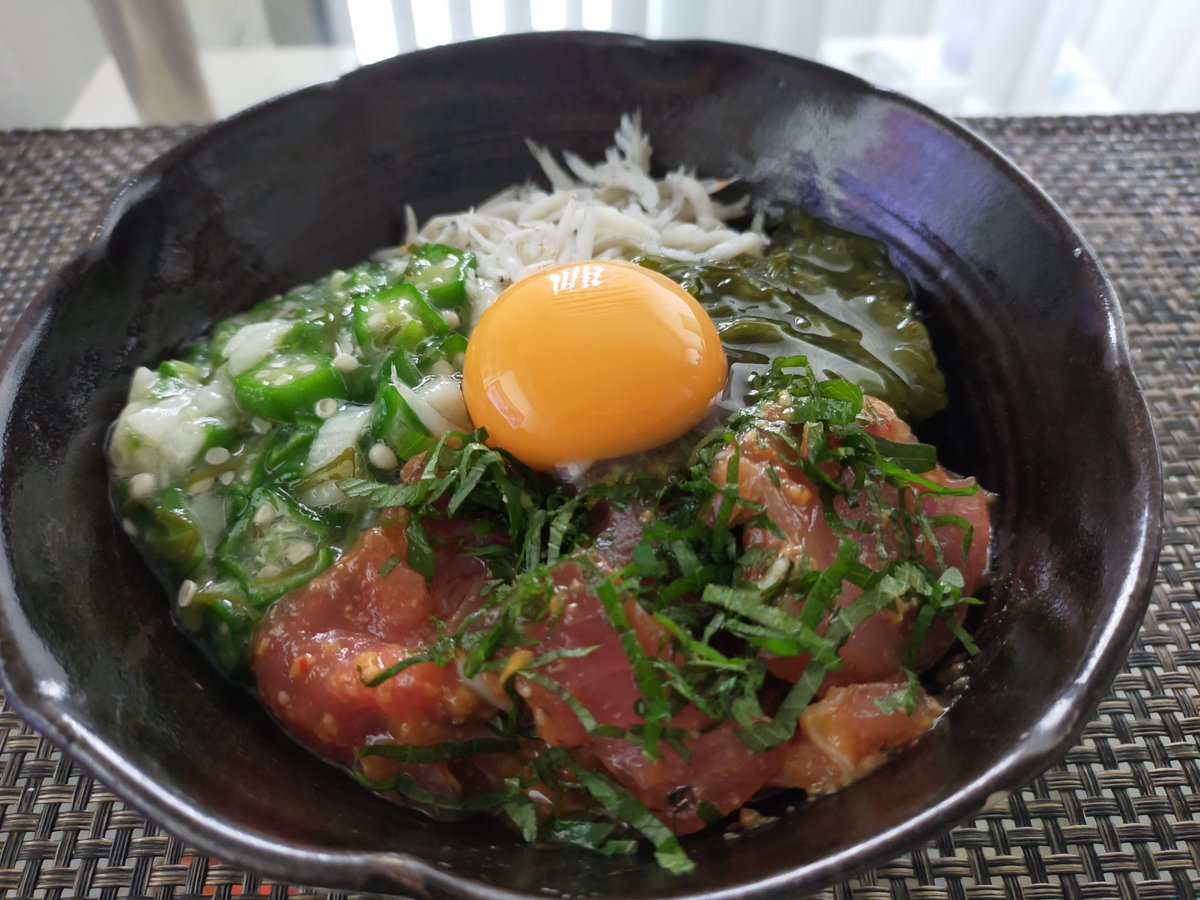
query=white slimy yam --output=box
[127,366,157,402]
[222,321,294,375]
[109,374,237,482]
[297,405,372,508]
[400,374,472,436]
[306,406,372,473]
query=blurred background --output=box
[2,0,1199,128]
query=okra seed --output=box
[259,564,282,579]
[177,579,197,607]
[273,373,294,386]
[368,442,399,471]
[251,418,270,434]
[122,518,138,536]
[253,503,278,526]
[442,310,460,329]
[219,471,236,485]
[429,359,455,376]
[296,363,317,375]
[314,397,339,419]
[333,352,359,373]
[191,477,214,493]
[204,447,231,465]
[367,312,388,331]
[129,472,157,499]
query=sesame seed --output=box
[442,310,460,329]
[277,690,290,706]
[218,471,235,485]
[295,363,317,375]
[429,359,455,376]
[253,503,277,526]
[250,418,270,434]
[190,477,214,493]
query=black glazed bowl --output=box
[0,32,1160,899]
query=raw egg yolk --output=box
[462,260,727,471]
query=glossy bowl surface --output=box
[0,32,1160,900]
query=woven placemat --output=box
[1,114,1198,899]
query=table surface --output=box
[0,114,1197,899]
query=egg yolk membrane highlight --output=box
[462,260,728,470]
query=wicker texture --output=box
[0,115,1198,899]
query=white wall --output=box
[182,0,271,47]
[0,0,107,128]
[2,0,1198,128]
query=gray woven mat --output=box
[1,114,1198,899]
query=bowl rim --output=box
[0,29,1163,899]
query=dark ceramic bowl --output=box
[0,32,1160,899]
